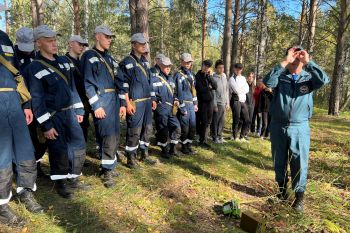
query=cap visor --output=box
[17,42,34,52]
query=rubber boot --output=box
[0,204,26,227]
[66,178,91,191]
[169,143,178,156]
[55,180,72,199]
[18,188,44,213]
[126,153,140,169]
[292,192,304,213]
[99,169,116,188]
[140,149,157,164]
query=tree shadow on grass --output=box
[32,175,150,233]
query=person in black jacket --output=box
[258,84,273,139]
[195,60,217,148]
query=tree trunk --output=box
[256,0,268,77]
[298,0,307,45]
[30,0,44,27]
[307,0,317,53]
[72,0,81,35]
[230,0,240,76]
[30,0,39,28]
[84,0,89,41]
[328,0,348,115]
[239,0,247,64]
[4,0,8,33]
[222,0,232,76]
[129,0,149,37]
[201,0,208,62]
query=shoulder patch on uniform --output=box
[34,69,50,79]
[1,45,14,54]
[126,63,134,69]
[299,85,309,94]
[89,57,99,64]
[153,82,163,87]
[63,63,71,70]
[58,63,64,69]
[113,61,118,67]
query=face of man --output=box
[96,33,112,50]
[160,64,172,75]
[202,65,211,74]
[132,42,147,55]
[234,67,243,76]
[36,37,57,55]
[70,41,86,56]
[181,61,192,70]
[257,79,263,87]
[216,65,224,74]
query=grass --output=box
[1,108,349,233]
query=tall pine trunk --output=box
[298,0,307,45]
[222,0,232,76]
[230,0,240,76]
[72,0,81,35]
[201,0,208,61]
[129,0,149,37]
[328,0,349,115]
[307,0,317,53]
[256,0,267,78]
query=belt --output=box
[51,105,73,116]
[133,97,151,103]
[97,88,116,94]
[0,88,16,92]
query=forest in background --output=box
[2,0,349,114]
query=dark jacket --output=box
[195,70,217,102]
[258,88,273,113]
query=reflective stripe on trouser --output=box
[155,104,181,147]
[270,121,310,192]
[0,92,36,204]
[93,93,120,170]
[178,103,196,144]
[47,109,86,180]
[126,99,153,155]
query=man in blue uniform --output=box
[0,29,43,227]
[118,33,157,169]
[25,25,86,198]
[264,46,329,213]
[15,27,49,178]
[81,25,124,187]
[174,53,198,155]
[64,35,89,141]
[151,56,181,158]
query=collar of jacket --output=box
[93,46,109,56]
[37,52,60,66]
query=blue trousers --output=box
[154,104,181,148]
[93,93,120,170]
[126,99,153,155]
[0,92,36,205]
[178,103,196,145]
[47,109,86,180]
[270,121,310,192]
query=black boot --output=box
[126,153,140,169]
[37,162,50,179]
[18,189,44,213]
[161,145,171,159]
[187,143,195,154]
[0,204,26,227]
[181,143,190,155]
[66,178,91,191]
[99,169,116,188]
[292,192,304,213]
[169,143,178,156]
[55,180,72,199]
[140,149,157,164]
